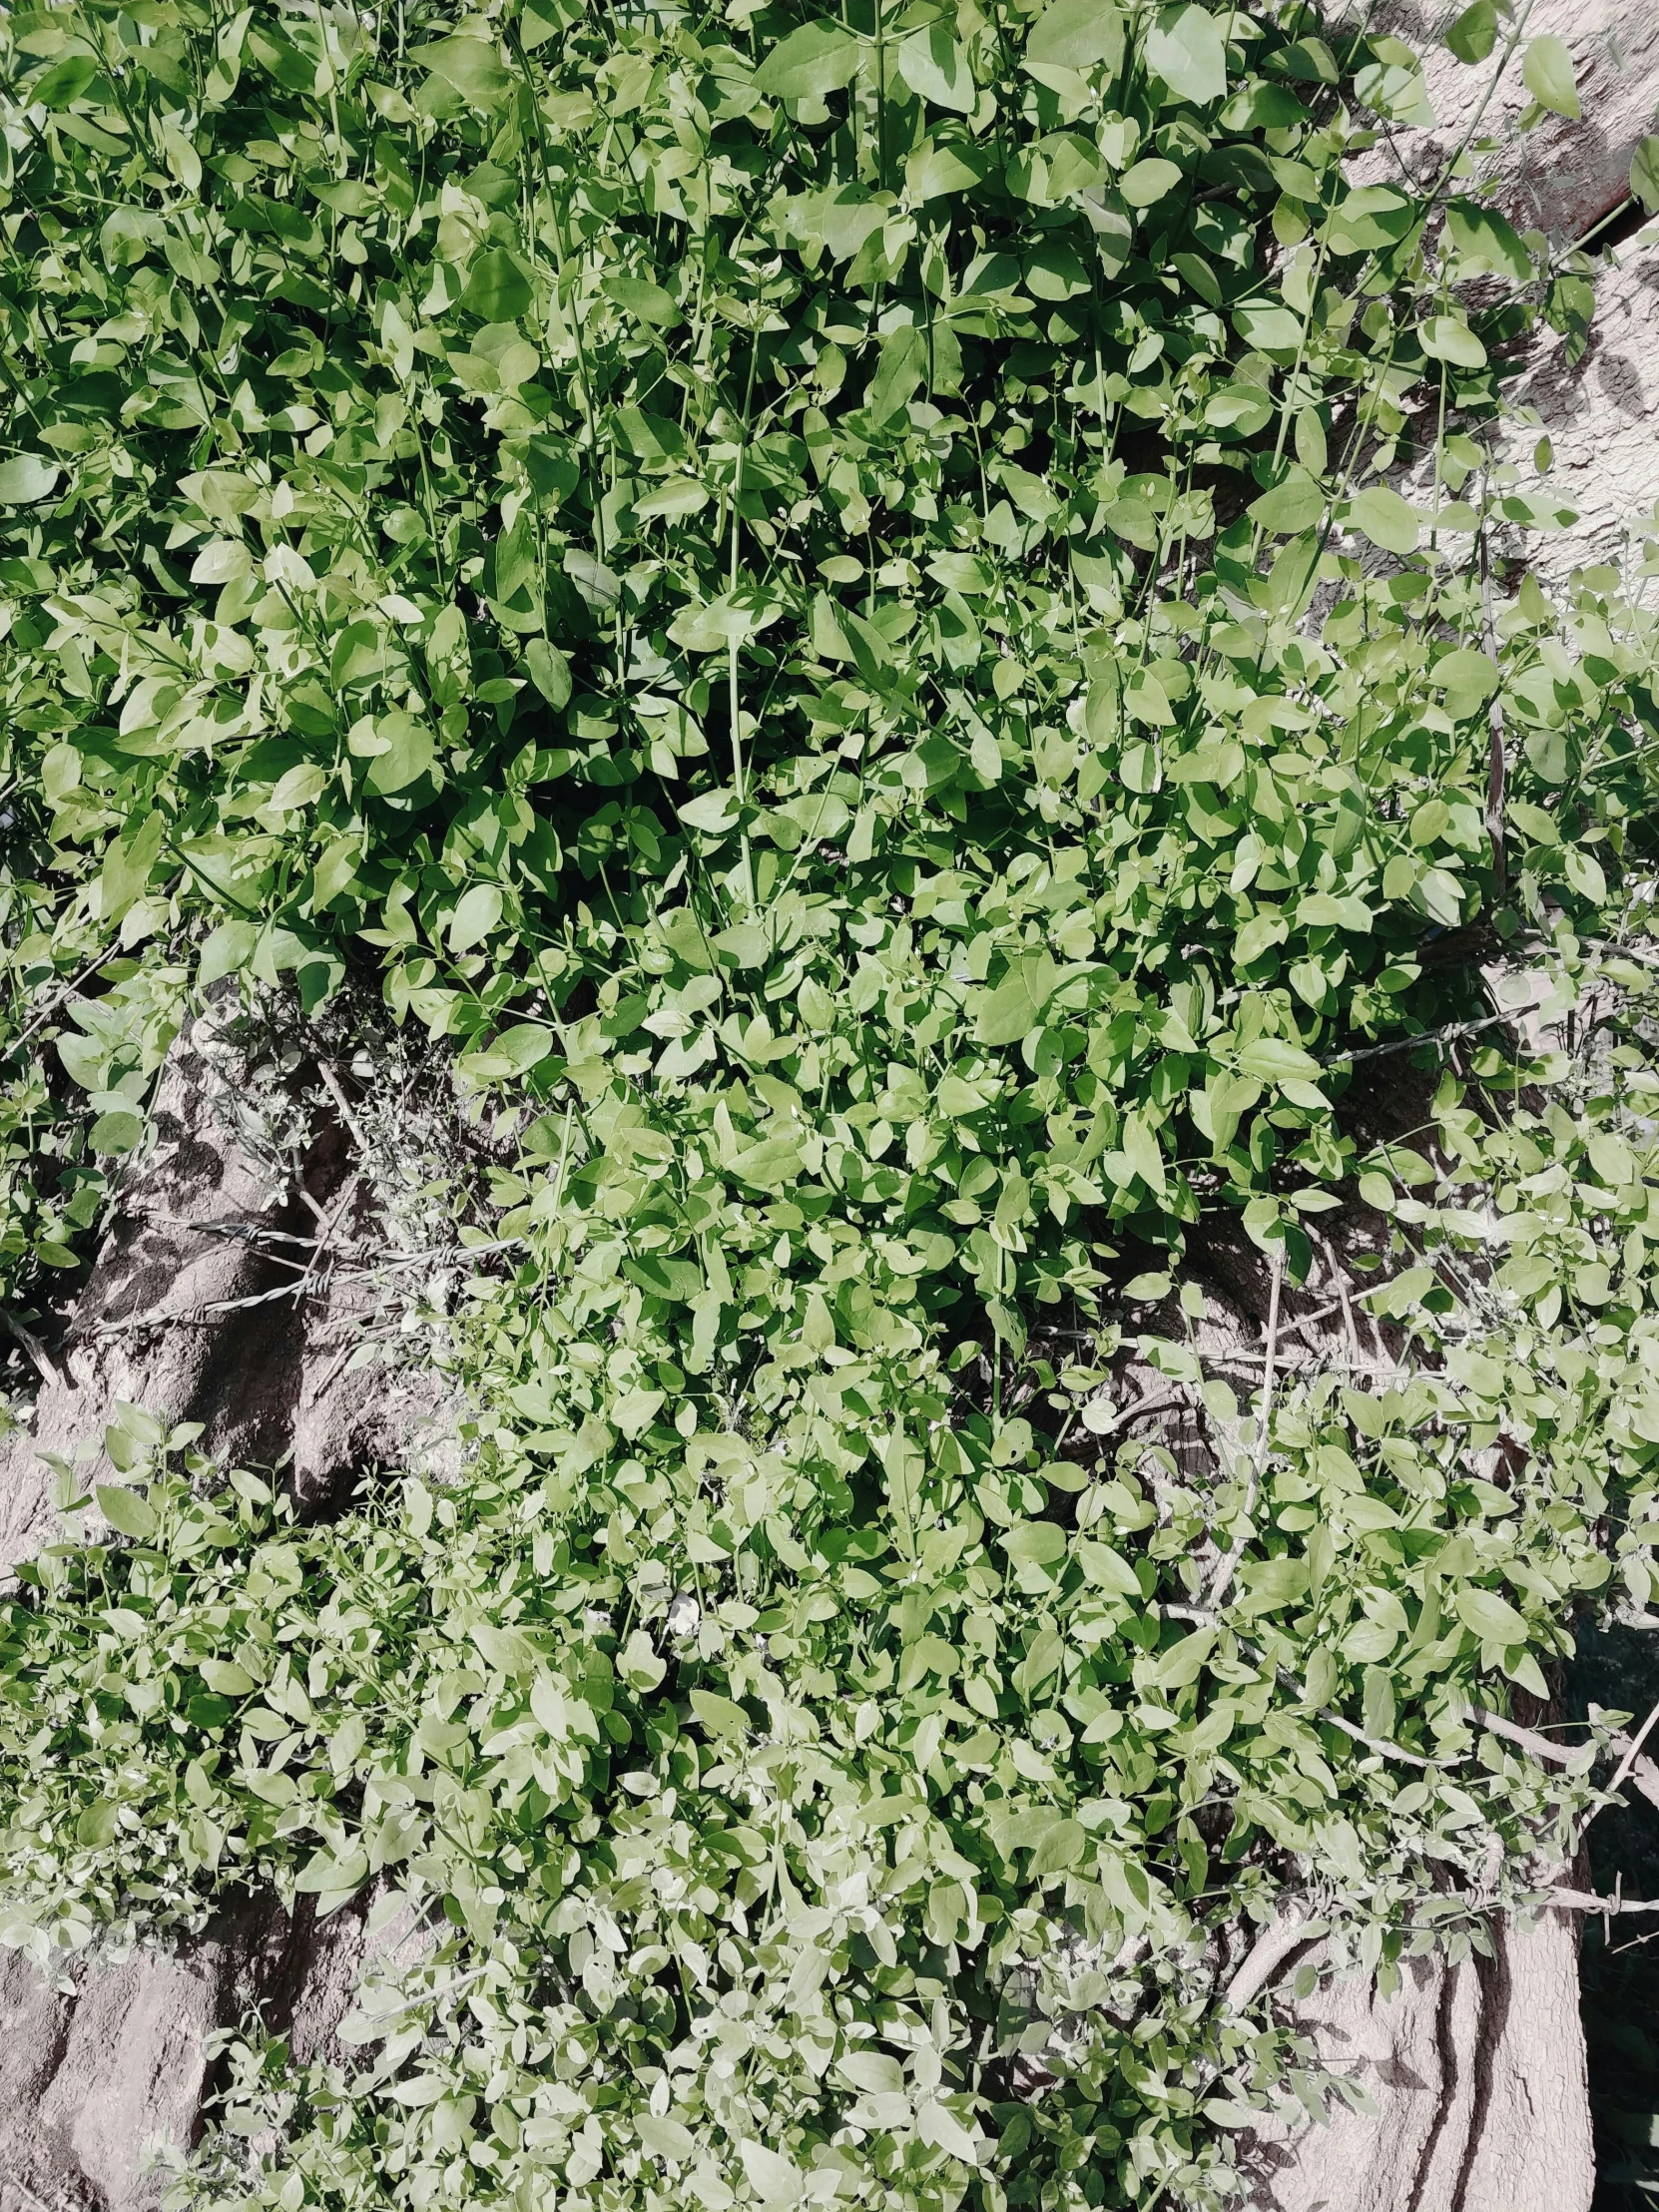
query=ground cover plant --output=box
[3,0,1659,2205]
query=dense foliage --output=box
[3,1,1659,2207]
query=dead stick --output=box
[7,2181,60,2212]
[1,1310,69,1392]
[1468,1705,1590,1767]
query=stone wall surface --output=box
[1377,0,1659,246]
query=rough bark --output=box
[0,1005,458,2209]
[1244,1910,1594,2211]
[1,996,461,1580]
[1375,0,1659,589]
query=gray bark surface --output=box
[1245,1910,1593,2211]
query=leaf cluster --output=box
[0,3,1658,2209]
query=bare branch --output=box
[1468,1706,1592,1769]
[1225,1899,1314,2011]
[0,940,122,1064]
[1607,1692,1659,1801]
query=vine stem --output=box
[2,940,124,1061]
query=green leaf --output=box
[462,249,533,321]
[1362,1666,1396,1743]
[1456,1585,1529,1646]
[1349,485,1420,555]
[32,53,101,109]
[916,2102,981,2167]
[1027,1818,1086,1875]
[1146,3,1229,106]
[1237,1037,1321,1084]
[1633,137,1659,215]
[754,21,861,102]
[1234,1557,1309,1614]
[1562,844,1606,903]
[98,811,166,926]
[739,2142,804,2208]
[839,2049,905,2094]
[635,2114,697,2162]
[690,1689,751,1738]
[669,595,773,654]
[1436,648,1499,717]
[1230,299,1305,353]
[907,141,993,202]
[867,325,927,425]
[1325,185,1415,256]
[998,1520,1067,1566]
[200,1658,257,1695]
[1446,0,1498,64]
[472,1624,543,1679]
[417,33,513,110]
[75,1799,120,1848]
[976,952,1058,1046]
[897,25,975,114]
[1025,0,1125,74]
[680,790,740,836]
[1444,200,1532,281]
[1523,34,1579,118]
[1078,1540,1142,1597]
[448,883,504,954]
[1420,314,1486,368]
[479,1022,554,1076]
[620,1629,667,1692]
[0,454,61,505]
[363,712,435,797]
[190,537,252,587]
[526,638,572,707]
[603,275,681,327]
[1249,467,1326,535]
[96,1484,158,1541]
[293,1847,370,1897]
[199,918,258,986]
[1119,157,1184,209]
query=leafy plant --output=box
[1,2,1658,2208]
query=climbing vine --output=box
[2,1,1659,2207]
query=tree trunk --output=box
[1244,1910,1593,2210]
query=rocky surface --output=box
[1378,0,1659,248]
[0,998,461,1579]
[0,1889,428,2212]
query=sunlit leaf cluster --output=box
[1,2,1658,2208]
